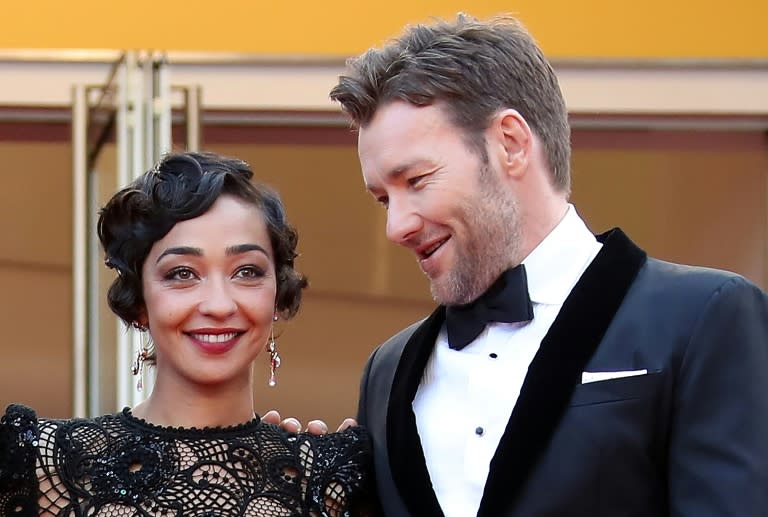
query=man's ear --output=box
[489,108,532,178]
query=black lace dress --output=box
[0,404,379,516]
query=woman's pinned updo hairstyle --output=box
[98,152,307,328]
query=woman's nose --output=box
[198,278,238,317]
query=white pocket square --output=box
[581,369,647,384]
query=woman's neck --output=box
[132,374,257,429]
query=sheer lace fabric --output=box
[0,404,376,517]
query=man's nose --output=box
[385,197,422,246]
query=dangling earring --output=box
[268,315,281,387]
[131,321,149,391]
[132,348,149,392]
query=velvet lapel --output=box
[386,306,447,517]
[477,228,647,517]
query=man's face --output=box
[358,101,521,305]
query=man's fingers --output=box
[336,418,358,432]
[282,418,301,433]
[262,410,281,425]
[306,420,329,435]
[262,410,302,432]
[263,413,354,434]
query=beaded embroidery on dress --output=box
[0,404,378,517]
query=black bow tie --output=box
[445,265,534,350]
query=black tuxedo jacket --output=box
[358,229,768,516]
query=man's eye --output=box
[376,196,389,208]
[408,174,426,186]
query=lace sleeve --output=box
[298,426,382,517]
[0,404,40,516]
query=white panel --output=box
[71,84,88,417]
[1,51,766,116]
[558,66,768,114]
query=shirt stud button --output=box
[489,353,498,359]
[475,426,484,436]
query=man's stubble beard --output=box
[430,164,522,306]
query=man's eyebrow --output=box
[365,160,431,190]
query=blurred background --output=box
[0,0,766,426]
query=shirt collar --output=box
[522,204,602,305]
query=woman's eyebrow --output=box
[226,244,269,256]
[156,246,202,263]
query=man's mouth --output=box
[418,237,449,260]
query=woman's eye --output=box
[235,266,264,279]
[165,267,196,281]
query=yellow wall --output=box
[2,0,767,58]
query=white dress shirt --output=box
[412,205,602,517]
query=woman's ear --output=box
[134,308,149,331]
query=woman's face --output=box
[140,194,277,390]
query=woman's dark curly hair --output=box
[98,151,307,328]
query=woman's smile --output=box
[186,329,246,354]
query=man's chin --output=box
[430,275,488,306]
[428,282,449,305]
[429,279,462,306]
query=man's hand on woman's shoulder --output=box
[261,410,357,434]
